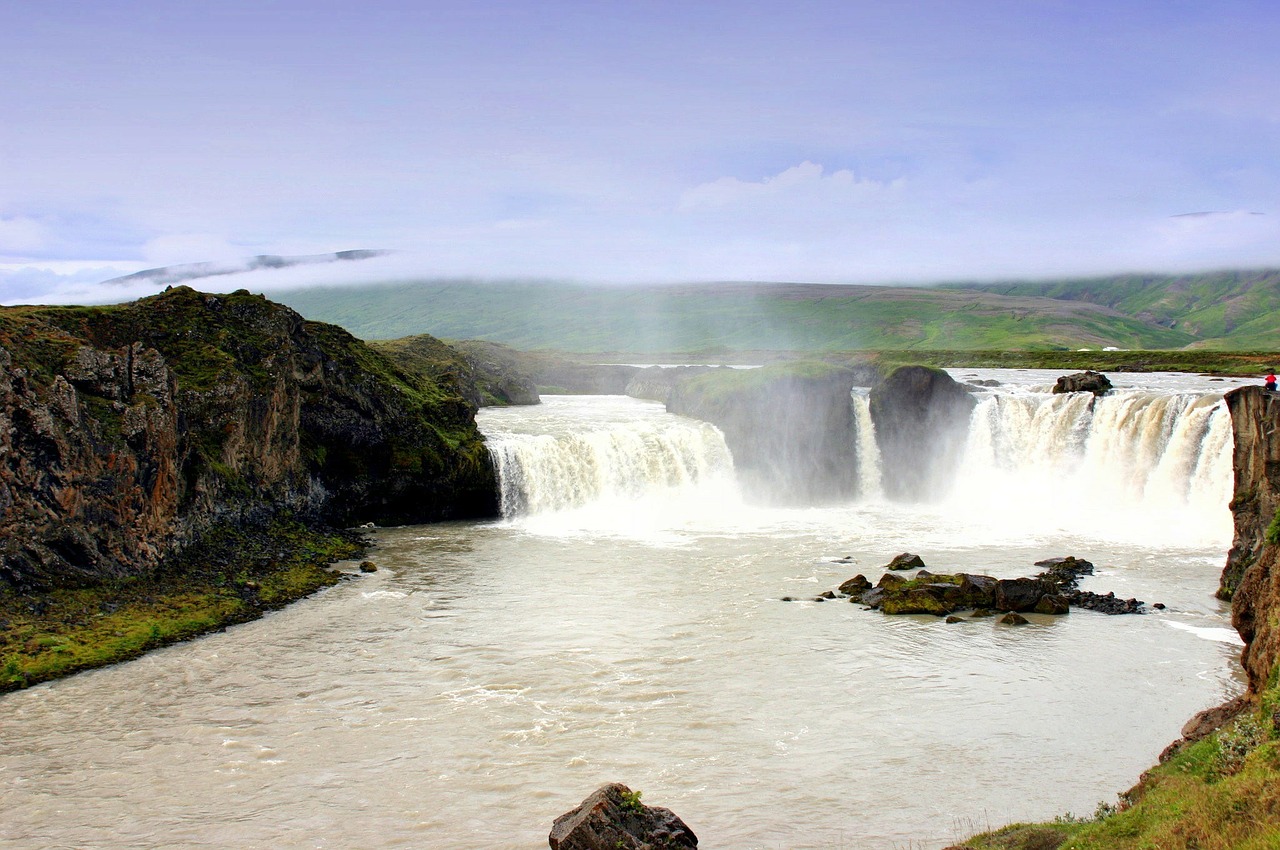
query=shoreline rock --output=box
[549,783,697,850]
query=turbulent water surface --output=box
[0,370,1251,849]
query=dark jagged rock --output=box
[994,578,1055,613]
[548,783,697,850]
[877,572,908,589]
[858,587,887,607]
[0,287,498,593]
[1064,590,1144,615]
[1052,370,1112,396]
[999,612,1030,626]
[1033,556,1095,591]
[838,574,871,595]
[885,552,926,571]
[958,573,997,605]
[1033,594,1071,615]
[869,366,976,501]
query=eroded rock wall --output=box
[0,287,498,591]
[869,365,976,501]
[665,363,860,503]
[1222,386,1280,694]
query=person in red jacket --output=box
[1267,372,1277,391]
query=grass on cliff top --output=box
[951,679,1280,850]
[862,348,1280,377]
[0,519,364,692]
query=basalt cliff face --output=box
[0,287,497,592]
[665,362,869,504]
[1222,386,1280,696]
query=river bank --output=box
[1,519,364,692]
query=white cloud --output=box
[678,161,899,211]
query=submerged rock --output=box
[548,783,697,850]
[999,612,1030,626]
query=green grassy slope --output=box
[275,279,1197,353]
[945,268,1280,349]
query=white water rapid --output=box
[939,374,1233,547]
[0,371,1251,850]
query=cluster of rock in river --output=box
[783,553,1151,622]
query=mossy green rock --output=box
[881,587,953,615]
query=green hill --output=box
[275,278,1221,353]
[944,268,1280,349]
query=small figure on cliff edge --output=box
[1266,371,1277,392]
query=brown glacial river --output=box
[0,371,1250,849]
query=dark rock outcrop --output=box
[1052,370,1112,396]
[666,362,861,503]
[836,555,1145,618]
[994,578,1055,612]
[1220,386,1280,694]
[869,366,976,501]
[548,783,697,850]
[838,574,871,595]
[885,552,926,571]
[372,336,540,407]
[0,287,498,592]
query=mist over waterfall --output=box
[937,386,1234,544]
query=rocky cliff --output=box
[371,336,540,407]
[0,286,498,592]
[665,361,864,503]
[1221,386,1280,696]
[869,365,976,501]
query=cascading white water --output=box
[851,389,884,500]
[936,385,1235,545]
[482,396,736,517]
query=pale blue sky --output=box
[2,0,1279,302]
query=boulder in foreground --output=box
[549,783,697,850]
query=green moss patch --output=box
[0,519,363,692]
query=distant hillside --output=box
[943,269,1280,349]
[274,278,1215,353]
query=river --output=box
[0,370,1251,849]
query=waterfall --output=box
[851,390,883,500]
[936,387,1235,542]
[481,397,736,517]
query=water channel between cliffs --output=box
[0,370,1251,849]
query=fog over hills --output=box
[270,269,1280,353]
